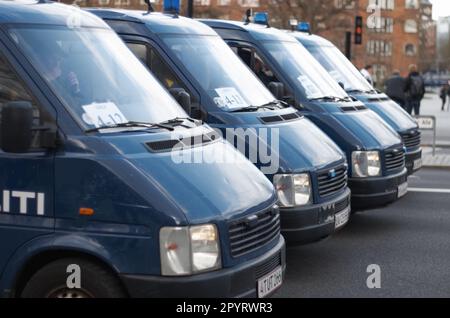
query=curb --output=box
[421,164,450,170]
[421,144,450,149]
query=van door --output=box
[0,51,55,276]
[120,37,202,117]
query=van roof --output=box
[88,9,217,36]
[286,30,334,47]
[0,1,107,28]
[199,19,297,42]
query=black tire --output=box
[21,258,126,298]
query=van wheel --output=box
[21,258,126,298]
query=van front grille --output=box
[317,164,348,197]
[385,148,406,172]
[401,131,421,149]
[228,208,280,258]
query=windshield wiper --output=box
[230,100,285,113]
[159,117,198,125]
[309,96,350,103]
[85,121,175,133]
[347,89,378,95]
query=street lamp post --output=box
[187,0,194,18]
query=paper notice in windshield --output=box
[297,75,321,98]
[214,87,247,110]
[329,70,344,83]
[82,102,128,128]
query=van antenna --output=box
[144,0,154,14]
[244,9,252,25]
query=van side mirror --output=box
[169,88,192,116]
[1,101,58,153]
[268,82,284,100]
[1,101,34,153]
[338,82,345,89]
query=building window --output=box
[405,0,419,9]
[238,0,260,7]
[404,19,418,33]
[195,0,211,5]
[369,17,394,33]
[114,0,130,6]
[217,0,231,5]
[368,0,394,10]
[98,0,110,5]
[367,40,393,56]
[404,43,417,56]
[372,64,387,84]
[334,0,355,9]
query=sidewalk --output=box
[420,90,450,147]
[422,146,450,169]
[418,90,450,169]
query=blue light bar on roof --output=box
[254,12,269,26]
[297,22,311,33]
[163,0,180,14]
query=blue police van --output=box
[290,28,422,175]
[0,2,286,298]
[201,15,409,210]
[90,5,352,246]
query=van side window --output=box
[232,46,294,103]
[233,47,277,86]
[0,53,54,152]
[126,42,199,106]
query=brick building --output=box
[64,0,436,85]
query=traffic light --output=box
[355,16,363,45]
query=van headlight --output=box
[160,224,221,276]
[352,151,381,177]
[273,173,312,207]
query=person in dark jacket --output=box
[440,83,449,111]
[404,64,425,115]
[385,70,406,109]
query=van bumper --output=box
[280,188,351,245]
[119,236,286,298]
[349,168,408,210]
[405,148,422,175]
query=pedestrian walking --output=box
[360,64,374,86]
[385,70,406,109]
[404,64,425,115]
[440,83,449,111]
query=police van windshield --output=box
[160,35,274,111]
[307,44,375,93]
[8,26,186,131]
[262,41,348,100]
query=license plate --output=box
[257,266,283,298]
[335,206,350,229]
[413,158,422,170]
[398,182,408,198]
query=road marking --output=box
[409,187,450,194]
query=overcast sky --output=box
[430,0,450,19]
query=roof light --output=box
[297,22,311,34]
[254,12,269,26]
[163,0,180,14]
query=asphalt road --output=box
[275,168,450,298]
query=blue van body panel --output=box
[200,19,408,210]
[0,2,285,298]
[90,9,352,245]
[293,31,422,175]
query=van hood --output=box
[209,109,345,177]
[352,93,418,133]
[56,125,276,227]
[305,101,403,151]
